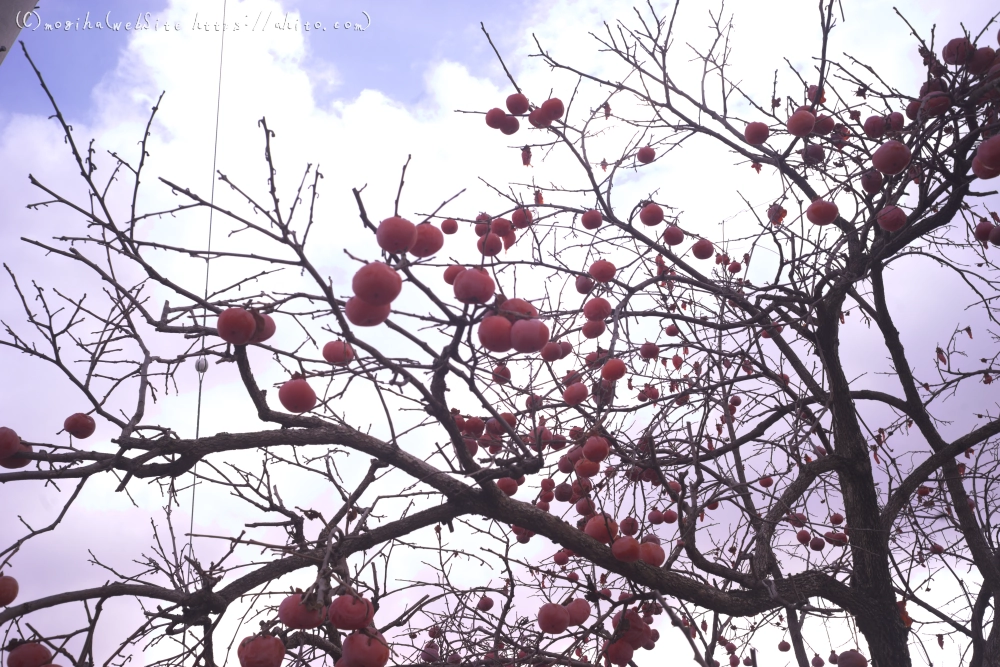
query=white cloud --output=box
[1,0,997,664]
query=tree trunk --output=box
[971,593,1000,667]
[815,297,912,667]
[856,603,912,667]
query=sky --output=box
[1,0,999,665]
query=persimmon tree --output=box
[3,3,1000,667]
